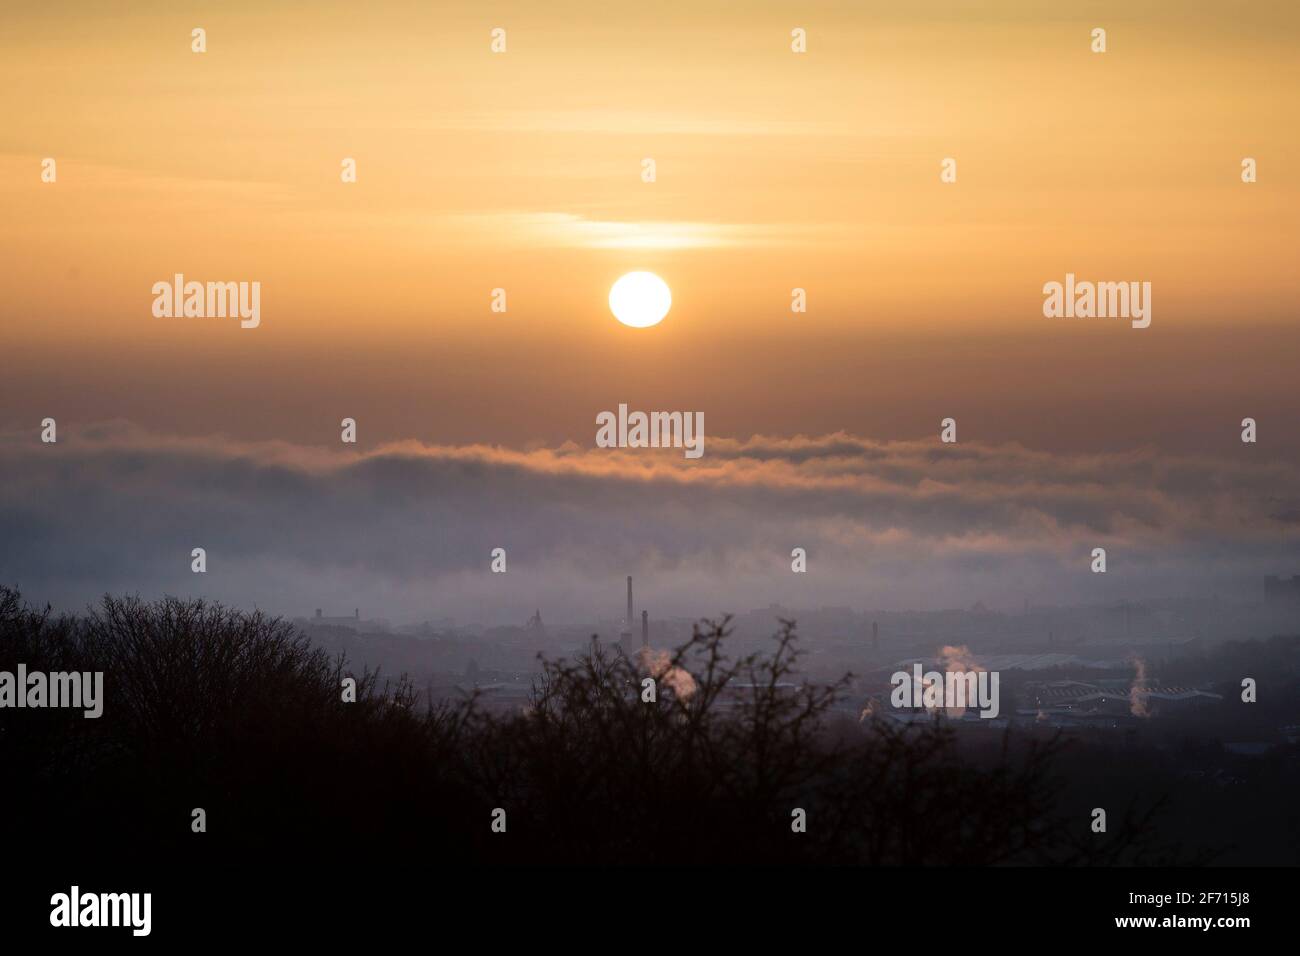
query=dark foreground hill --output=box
[0,586,1227,865]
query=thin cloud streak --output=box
[436,211,839,249]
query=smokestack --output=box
[872,621,879,649]
[355,608,360,620]
[642,610,648,648]
[627,576,633,632]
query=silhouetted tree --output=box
[1,588,1193,865]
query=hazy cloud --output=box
[1,423,1296,624]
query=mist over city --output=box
[5,422,1298,625]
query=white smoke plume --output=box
[1129,657,1152,718]
[637,647,698,702]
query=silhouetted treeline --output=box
[1,587,1199,865]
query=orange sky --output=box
[2,0,1297,452]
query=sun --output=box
[609,271,671,328]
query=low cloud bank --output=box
[1,422,1295,624]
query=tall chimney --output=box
[872,621,879,649]
[641,610,649,648]
[626,576,633,632]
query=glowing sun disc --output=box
[609,271,671,328]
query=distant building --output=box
[304,608,389,633]
[1026,679,1221,720]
